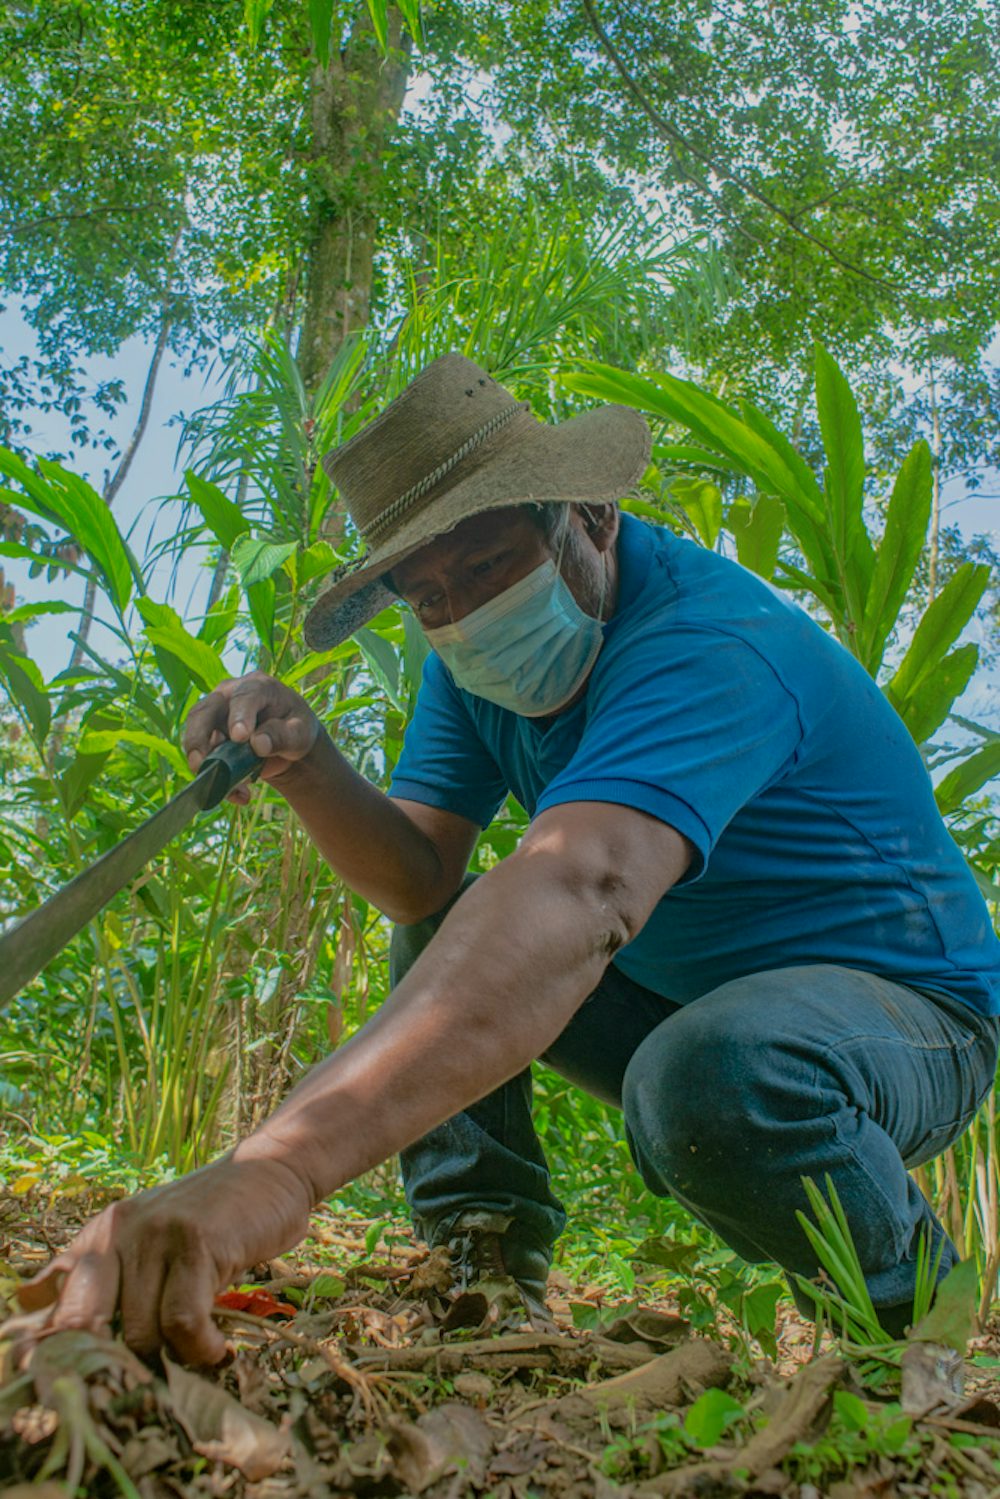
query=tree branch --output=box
[580,0,899,293]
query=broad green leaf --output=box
[309,0,336,65]
[356,625,404,711]
[244,0,275,48]
[136,598,199,703]
[893,643,978,745]
[231,535,298,587]
[396,0,422,44]
[936,742,1000,815]
[669,477,722,547]
[727,495,785,579]
[0,644,50,745]
[364,0,388,50]
[142,621,228,694]
[246,578,276,649]
[198,586,239,649]
[858,441,932,674]
[815,345,873,602]
[0,451,136,612]
[78,729,189,778]
[5,600,77,623]
[0,540,85,575]
[297,540,338,587]
[185,472,250,552]
[736,400,834,592]
[59,750,111,819]
[655,442,745,476]
[683,1388,744,1448]
[908,1258,977,1353]
[401,607,430,701]
[888,563,990,704]
[833,1390,870,1432]
[566,362,826,526]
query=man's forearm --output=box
[234,809,688,1202]
[270,731,454,919]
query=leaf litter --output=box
[2,1193,1000,1498]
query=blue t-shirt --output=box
[390,513,1000,1016]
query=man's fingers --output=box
[18,1258,70,1310]
[249,713,317,763]
[159,1250,228,1367]
[119,1240,169,1360]
[47,1250,120,1335]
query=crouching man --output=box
[24,354,1000,1361]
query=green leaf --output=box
[364,0,388,50]
[309,0,335,65]
[78,729,189,779]
[0,450,136,612]
[936,742,1000,815]
[244,0,275,48]
[683,1388,744,1448]
[0,644,50,745]
[185,472,250,552]
[356,625,404,711]
[137,604,228,695]
[888,562,989,707]
[231,535,298,587]
[297,539,338,587]
[655,442,745,476]
[858,441,932,674]
[833,1390,870,1432]
[741,1280,784,1343]
[246,578,276,650]
[396,0,423,44]
[59,750,111,819]
[669,476,722,547]
[815,344,873,601]
[4,600,78,623]
[894,643,978,746]
[727,495,785,579]
[908,1258,978,1353]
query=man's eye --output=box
[416,592,443,616]
[473,552,507,577]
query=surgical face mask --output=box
[423,556,605,717]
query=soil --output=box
[2,1188,1000,1498]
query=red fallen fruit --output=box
[214,1288,298,1319]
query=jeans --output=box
[391,889,999,1322]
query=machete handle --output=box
[198,739,265,810]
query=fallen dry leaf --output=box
[162,1353,289,1481]
[388,1402,493,1492]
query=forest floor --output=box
[2,1188,1000,1499]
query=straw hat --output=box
[304,353,651,649]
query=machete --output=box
[0,739,263,1010]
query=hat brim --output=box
[304,403,650,650]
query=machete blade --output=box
[0,740,261,1010]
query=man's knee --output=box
[621,990,816,1197]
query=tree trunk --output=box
[296,9,412,394]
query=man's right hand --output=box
[183,673,324,804]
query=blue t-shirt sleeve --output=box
[535,624,804,879]
[390,653,509,827]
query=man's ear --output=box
[577,502,619,553]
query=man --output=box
[24,353,1000,1363]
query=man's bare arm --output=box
[23,800,689,1364]
[239,800,692,1200]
